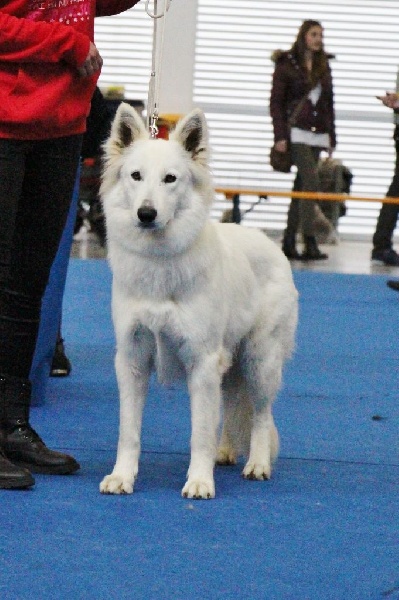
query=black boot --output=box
[301,236,328,261]
[50,336,71,377]
[282,230,301,260]
[0,447,35,489]
[2,375,80,475]
[0,377,35,489]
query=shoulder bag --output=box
[270,93,310,173]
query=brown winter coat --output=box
[269,50,336,148]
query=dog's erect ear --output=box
[170,109,208,163]
[101,103,149,194]
[109,102,148,150]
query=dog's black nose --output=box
[137,206,157,223]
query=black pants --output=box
[373,139,399,251]
[0,135,82,378]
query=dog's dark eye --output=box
[164,174,176,184]
[131,171,141,181]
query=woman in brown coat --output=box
[270,20,336,260]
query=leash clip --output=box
[149,110,159,139]
[145,0,172,19]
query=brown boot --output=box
[1,375,80,475]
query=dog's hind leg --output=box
[182,352,223,500]
[243,401,279,481]
[100,336,153,495]
[240,337,283,481]
[217,398,239,467]
[217,371,251,466]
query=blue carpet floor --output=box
[1,260,398,600]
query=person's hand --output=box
[376,92,399,109]
[274,140,288,152]
[77,42,103,77]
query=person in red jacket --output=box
[0,0,141,489]
[270,20,336,261]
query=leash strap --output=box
[145,0,172,137]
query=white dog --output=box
[99,104,298,499]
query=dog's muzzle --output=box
[137,206,157,226]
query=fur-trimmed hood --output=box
[271,49,335,63]
[271,49,288,63]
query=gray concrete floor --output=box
[287,239,399,276]
[71,224,399,277]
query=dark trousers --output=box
[285,144,322,237]
[373,139,399,250]
[0,135,82,378]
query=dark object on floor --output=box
[50,337,72,377]
[387,279,399,291]
[371,414,386,421]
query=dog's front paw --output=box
[242,462,272,481]
[181,478,215,500]
[100,473,135,495]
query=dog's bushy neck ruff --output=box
[108,220,221,301]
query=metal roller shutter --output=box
[94,1,399,237]
[195,1,399,236]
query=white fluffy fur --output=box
[99,104,298,499]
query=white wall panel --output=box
[195,1,399,236]
[94,1,399,237]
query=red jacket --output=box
[269,50,336,149]
[0,0,140,139]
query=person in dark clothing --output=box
[82,87,114,160]
[270,20,336,261]
[51,88,114,376]
[75,86,114,245]
[371,88,399,266]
